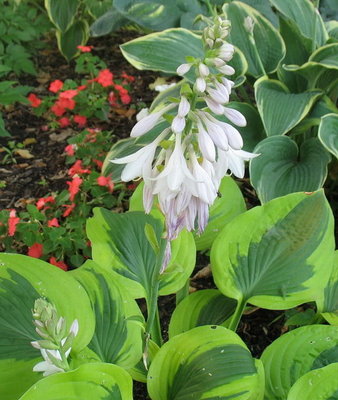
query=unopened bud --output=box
[244,16,255,34]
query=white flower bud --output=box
[178,96,190,118]
[224,107,247,127]
[136,107,149,122]
[217,65,235,75]
[195,77,206,93]
[206,38,214,48]
[213,58,226,68]
[171,115,186,134]
[198,63,209,77]
[176,63,192,76]
[244,16,255,34]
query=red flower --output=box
[121,72,135,82]
[62,203,76,217]
[77,85,87,91]
[67,176,83,201]
[73,114,87,127]
[49,256,68,271]
[120,94,132,104]
[36,196,55,210]
[97,175,114,193]
[65,144,76,156]
[114,84,128,95]
[47,218,59,227]
[96,69,114,87]
[59,97,76,110]
[58,117,71,127]
[93,159,103,169]
[28,93,42,108]
[77,45,93,53]
[51,102,66,117]
[68,160,91,176]
[8,209,20,236]
[28,243,43,258]
[59,89,78,99]
[49,80,64,93]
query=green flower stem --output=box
[146,282,162,346]
[249,36,266,77]
[228,298,247,332]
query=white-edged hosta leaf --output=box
[56,20,89,61]
[254,77,322,136]
[211,191,335,310]
[147,325,264,400]
[287,363,338,400]
[169,289,237,338]
[261,324,338,400]
[223,1,285,77]
[44,0,79,32]
[70,260,144,369]
[326,20,338,40]
[19,362,132,399]
[0,254,95,400]
[249,136,331,203]
[318,113,338,159]
[194,176,246,251]
[269,0,328,48]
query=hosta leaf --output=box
[44,0,79,32]
[270,0,328,49]
[19,362,132,399]
[169,289,237,338]
[90,7,129,37]
[56,20,89,61]
[287,363,338,400]
[211,191,335,310]
[120,28,247,85]
[254,77,322,136]
[261,325,338,400]
[239,0,279,27]
[0,254,95,400]
[223,1,285,78]
[249,136,331,203]
[70,260,144,369]
[147,325,264,400]
[194,176,246,251]
[318,113,338,159]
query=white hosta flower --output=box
[198,111,229,151]
[154,82,177,92]
[195,77,207,93]
[199,63,210,77]
[205,97,225,115]
[218,43,235,61]
[172,115,186,133]
[244,16,255,34]
[213,57,226,68]
[197,121,216,162]
[205,113,244,149]
[131,104,174,137]
[33,349,64,377]
[207,86,229,104]
[217,65,235,75]
[189,152,217,204]
[177,96,190,117]
[224,107,247,127]
[227,148,258,178]
[176,63,192,76]
[136,108,149,122]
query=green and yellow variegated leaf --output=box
[169,289,237,338]
[19,362,132,399]
[211,191,335,310]
[120,28,247,85]
[287,363,338,400]
[270,0,328,48]
[317,251,338,325]
[223,1,285,78]
[0,254,95,400]
[56,20,89,61]
[318,113,338,159]
[194,176,246,251]
[70,260,144,369]
[148,325,264,400]
[44,0,79,32]
[261,325,338,400]
[249,136,331,203]
[254,77,322,136]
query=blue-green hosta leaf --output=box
[211,191,335,310]
[0,254,95,400]
[223,1,285,78]
[120,28,247,85]
[318,113,338,159]
[70,260,144,369]
[147,325,264,400]
[56,20,89,61]
[239,0,279,27]
[287,363,338,400]
[169,289,237,338]
[249,136,331,203]
[19,362,132,399]
[261,325,338,400]
[90,8,128,37]
[44,0,79,32]
[269,0,328,48]
[254,77,322,136]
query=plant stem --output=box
[228,298,247,331]
[145,283,162,346]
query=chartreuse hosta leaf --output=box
[44,0,79,32]
[269,0,328,49]
[287,363,338,400]
[319,113,338,159]
[70,260,144,369]
[147,326,265,400]
[0,253,95,400]
[120,28,247,86]
[254,77,322,136]
[169,289,237,338]
[86,208,195,298]
[211,191,335,317]
[249,136,331,203]
[317,251,338,325]
[223,1,285,78]
[261,325,338,400]
[19,362,132,399]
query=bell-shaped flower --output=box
[198,63,210,77]
[197,121,216,162]
[172,115,186,133]
[177,96,190,117]
[204,113,243,150]
[205,97,225,115]
[130,104,174,137]
[224,107,247,127]
[217,65,235,75]
[195,77,207,93]
[176,63,192,76]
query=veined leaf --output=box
[44,0,78,32]
[211,191,335,310]
[261,324,338,400]
[254,77,322,136]
[148,326,264,400]
[318,113,338,159]
[250,136,331,203]
[56,20,89,61]
[0,254,95,400]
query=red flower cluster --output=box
[8,209,20,236]
[28,243,43,258]
[36,196,55,210]
[97,175,114,193]
[49,256,68,271]
[28,93,42,108]
[67,176,83,201]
